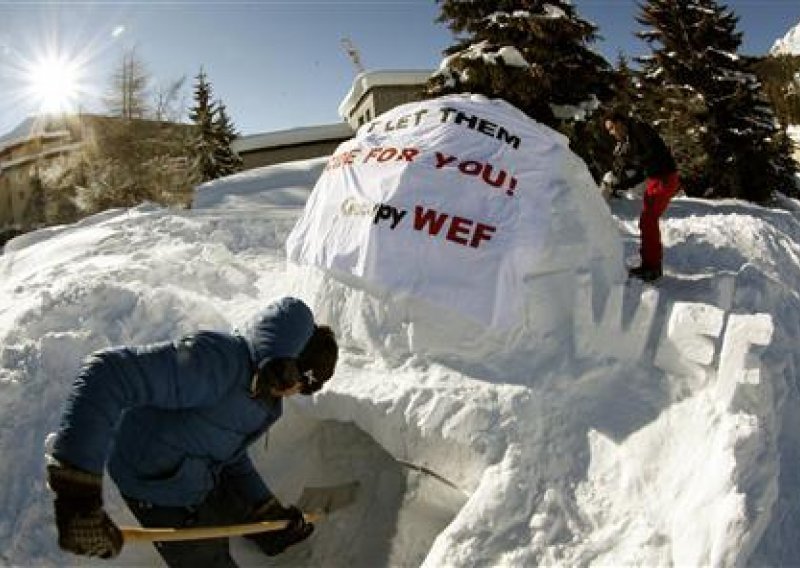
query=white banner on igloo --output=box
[286,95,571,328]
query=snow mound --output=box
[192,156,328,209]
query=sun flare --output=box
[24,54,84,114]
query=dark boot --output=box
[628,265,662,282]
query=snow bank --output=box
[192,156,328,209]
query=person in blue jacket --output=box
[45,296,338,566]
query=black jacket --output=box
[612,119,676,189]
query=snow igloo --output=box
[287,94,625,376]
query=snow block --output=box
[715,313,774,408]
[574,272,659,361]
[654,302,726,389]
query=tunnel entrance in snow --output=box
[234,418,469,567]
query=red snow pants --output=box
[639,171,680,269]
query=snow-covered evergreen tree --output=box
[212,102,243,178]
[636,0,797,200]
[611,53,641,111]
[189,69,218,183]
[427,0,613,129]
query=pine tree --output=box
[427,0,613,129]
[611,53,641,112]
[188,68,218,182]
[212,102,243,177]
[636,0,797,201]
[188,70,242,181]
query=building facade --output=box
[0,114,195,234]
[338,70,432,130]
[0,116,84,232]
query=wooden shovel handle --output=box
[121,512,322,543]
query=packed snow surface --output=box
[2,152,800,566]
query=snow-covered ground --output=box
[2,149,800,566]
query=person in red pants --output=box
[602,110,680,282]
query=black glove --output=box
[46,457,123,559]
[247,496,314,557]
[600,171,622,199]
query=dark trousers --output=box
[124,486,250,568]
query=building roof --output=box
[0,115,76,153]
[0,117,45,151]
[337,69,433,119]
[232,122,354,154]
[1,141,84,170]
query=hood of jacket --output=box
[243,297,315,367]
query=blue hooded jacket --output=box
[52,297,315,507]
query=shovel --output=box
[120,481,359,543]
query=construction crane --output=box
[340,37,365,75]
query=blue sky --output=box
[0,0,798,137]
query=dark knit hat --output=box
[297,325,338,394]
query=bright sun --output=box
[25,54,83,114]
